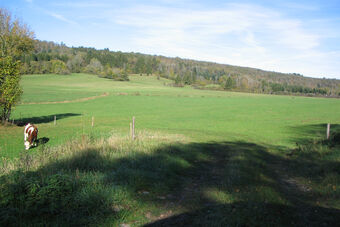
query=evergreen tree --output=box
[121,69,129,81]
[224,77,235,90]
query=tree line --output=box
[19,40,340,97]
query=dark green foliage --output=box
[175,74,183,86]
[265,82,328,95]
[135,56,145,74]
[0,56,22,122]
[224,77,235,90]
[0,172,75,224]
[330,132,340,146]
[120,69,129,81]
[270,82,285,92]
[0,170,116,226]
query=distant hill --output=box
[19,40,340,97]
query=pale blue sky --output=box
[2,0,340,79]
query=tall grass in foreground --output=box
[0,131,189,226]
[0,131,339,226]
[0,131,186,174]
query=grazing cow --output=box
[24,123,38,150]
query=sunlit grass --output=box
[1,73,340,159]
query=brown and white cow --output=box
[24,123,38,150]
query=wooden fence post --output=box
[327,123,331,140]
[130,122,132,138]
[54,115,56,126]
[132,116,135,140]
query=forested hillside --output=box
[19,40,340,97]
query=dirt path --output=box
[21,92,109,105]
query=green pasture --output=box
[1,73,340,226]
[1,73,340,158]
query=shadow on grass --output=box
[37,137,49,145]
[1,139,339,226]
[289,123,340,145]
[145,201,339,227]
[15,113,81,126]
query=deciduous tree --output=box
[0,8,34,123]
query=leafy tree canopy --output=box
[0,8,34,123]
[0,8,34,58]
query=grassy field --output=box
[0,73,340,226]
[1,73,340,158]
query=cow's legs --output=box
[24,132,30,150]
[25,141,30,150]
